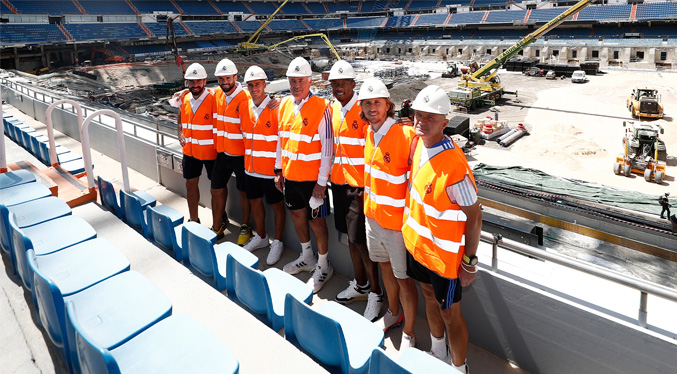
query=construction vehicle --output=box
[166,16,185,74]
[448,0,595,110]
[441,62,460,78]
[236,0,289,53]
[523,67,544,77]
[90,47,124,64]
[627,87,664,119]
[614,121,667,183]
[268,33,341,61]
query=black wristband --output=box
[274,168,282,174]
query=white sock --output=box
[318,252,329,269]
[301,241,313,259]
[452,360,468,373]
[430,332,447,356]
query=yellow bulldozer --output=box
[627,87,664,119]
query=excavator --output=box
[267,33,341,61]
[448,0,596,110]
[236,0,289,53]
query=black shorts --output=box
[245,174,284,204]
[331,184,366,245]
[284,179,329,220]
[211,153,245,191]
[182,155,215,180]
[407,251,462,310]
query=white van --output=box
[571,70,587,83]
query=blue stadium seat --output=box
[68,310,240,374]
[407,1,439,11]
[119,189,157,239]
[386,16,415,28]
[227,253,312,331]
[485,10,527,24]
[59,158,89,176]
[284,297,385,374]
[448,12,486,25]
[132,0,178,14]
[0,182,52,207]
[268,19,308,31]
[38,141,70,166]
[19,126,36,149]
[415,14,448,27]
[174,0,219,15]
[29,134,49,157]
[183,21,238,36]
[326,2,360,13]
[212,1,250,14]
[305,3,326,14]
[98,176,123,219]
[146,204,184,261]
[636,2,677,20]
[26,241,130,369]
[346,17,385,29]
[63,271,172,373]
[0,169,36,189]
[11,0,80,15]
[304,18,344,30]
[79,1,135,15]
[182,222,258,291]
[0,24,68,44]
[369,347,458,374]
[10,213,97,291]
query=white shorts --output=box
[366,217,409,279]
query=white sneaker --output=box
[283,253,317,275]
[335,279,370,304]
[363,292,383,322]
[374,309,403,332]
[429,347,452,365]
[400,333,417,350]
[307,263,333,293]
[266,239,284,265]
[243,233,269,252]
[453,362,469,374]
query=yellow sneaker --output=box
[211,225,225,240]
[237,224,251,246]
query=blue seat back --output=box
[182,222,217,277]
[369,348,411,374]
[9,213,34,290]
[120,190,149,237]
[228,254,270,315]
[66,301,121,374]
[147,206,182,260]
[97,177,122,219]
[0,204,14,256]
[284,294,346,368]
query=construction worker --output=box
[660,192,671,219]
[328,61,383,321]
[240,65,286,265]
[274,57,333,293]
[212,58,252,243]
[177,63,216,223]
[360,78,419,349]
[403,85,482,372]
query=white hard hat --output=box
[358,78,390,100]
[286,57,312,77]
[215,58,237,76]
[184,63,207,80]
[328,60,356,81]
[244,65,267,83]
[411,85,451,115]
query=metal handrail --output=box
[481,231,677,328]
[45,99,83,166]
[81,109,130,192]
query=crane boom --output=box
[268,33,341,61]
[238,0,289,50]
[469,0,595,80]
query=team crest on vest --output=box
[303,118,309,126]
[384,152,391,163]
[265,121,271,128]
[352,120,359,130]
[204,113,210,120]
[425,182,433,195]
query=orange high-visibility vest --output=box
[213,85,250,155]
[278,95,329,182]
[330,100,368,187]
[181,92,217,160]
[364,119,416,230]
[241,97,278,177]
[402,138,477,279]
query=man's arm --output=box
[312,106,334,197]
[177,111,185,147]
[458,201,482,287]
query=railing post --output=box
[639,291,648,328]
[492,233,501,272]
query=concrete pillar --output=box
[623,47,632,64]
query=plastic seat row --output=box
[3,115,88,175]
[0,173,239,373]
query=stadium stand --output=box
[485,10,527,23]
[576,4,632,21]
[144,22,190,37]
[303,18,344,30]
[10,0,80,15]
[635,1,677,20]
[528,7,570,23]
[386,15,416,28]
[64,23,148,41]
[267,19,309,31]
[547,27,593,38]
[280,2,309,15]
[304,3,327,14]
[122,44,170,56]
[174,0,220,15]
[131,0,178,14]
[594,26,632,38]
[472,0,511,7]
[450,29,476,39]
[211,39,235,47]
[1,2,11,14]
[183,21,239,36]
[473,28,528,39]
[78,1,135,15]
[0,24,67,44]
[211,1,251,14]
[233,20,264,33]
[245,1,279,14]
[326,2,360,13]
[407,1,439,11]
[636,25,677,37]
[439,0,474,6]
[415,14,449,27]
[448,11,486,25]
[361,1,390,13]
[346,16,385,29]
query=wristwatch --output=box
[274,168,282,174]
[462,254,478,266]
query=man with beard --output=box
[212,58,252,243]
[177,63,217,223]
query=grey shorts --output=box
[366,217,409,279]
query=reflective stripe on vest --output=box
[214,87,250,155]
[330,100,368,187]
[402,139,476,279]
[241,98,279,177]
[181,92,217,160]
[364,119,416,230]
[278,95,328,182]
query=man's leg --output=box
[348,242,368,289]
[397,277,418,338]
[289,208,310,243]
[250,197,267,238]
[272,201,285,240]
[308,217,328,255]
[440,301,469,367]
[420,283,445,340]
[186,177,200,222]
[211,187,226,228]
[240,191,251,226]
[379,262,401,318]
